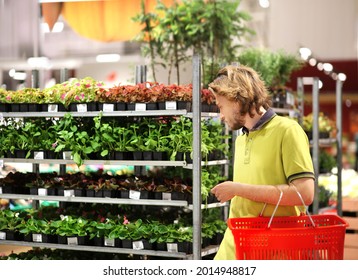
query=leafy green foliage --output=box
[133,0,254,85]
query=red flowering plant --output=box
[161,84,192,102]
[201,88,215,105]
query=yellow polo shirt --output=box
[214,109,315,260]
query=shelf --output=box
[0,158,230,168]
[189,202,229,210]
[0,239,189,259]
[0,240,219,259]
[184,159,231,169]
[0,193,189,207]
[0,193,227,209]
[309,138,337,147]
[0,110,189,118]
[0,158,188,167]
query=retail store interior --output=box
[0,0,358,260]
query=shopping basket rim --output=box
[228,214,349,231]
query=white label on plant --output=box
[103,103,114,112]
[34,151,44,160]
[165,101,177,110]
[132,240,144,250]
[0,187,2,194]
[162,193,171,200]
[129,190,141,200]
[67,237,78,245]
[135,103,146,111]
[64,190,75,197]
[77,104,87,112]
[0,113,3,120]
[32,233,42,243]
[48,104,58,112]
[167,243,178,252]
[0,232,6,240]
[0,160,3,168]
[104,238,115,247]
[63,152,72,160]
[38,188,48,196]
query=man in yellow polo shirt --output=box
[208,65,315,260]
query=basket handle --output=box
[260,185,316,228]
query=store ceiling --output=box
[0,0,141,70]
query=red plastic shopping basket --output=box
[228,214,348,260]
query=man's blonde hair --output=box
[208,65,272,117]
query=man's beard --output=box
[229,110,246,131]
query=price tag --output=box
[162,193,171,200]
[34,151,44,159]
[48,104,58,112]
[67,237,78,245]
[132,240,144,250]
[0,231,6,240]
[286,92,295,106]
[165,101,177,110]
[77,104,87,112]
[0,113,3,120]
[129,190,141,200]
[104,238,115,247]
[103,103,114,112]
[64,190,75,197]
[0,187,2,194]
[38,188,48,196]
[167,243,178,252]
[63,152,72,160]
[32,233,43,243]
[0,160,3,168]
[135,103,146,111]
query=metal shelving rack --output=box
[297,77,343,215]
[0,55,228,259]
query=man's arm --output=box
[210,177,314,206]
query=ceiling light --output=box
[13,72,27,81]
[27,56,51,68]
[259,0,270,8]
[299,47,311,60]
[318,80,323,89]
[308,58,317,66]
[96,54,121,63]
[337,73,347,81]
[41,23,50,33]
[323,63,333,72]
[9,69,16,77]
[52,22,64,33]
[317,62,324,71]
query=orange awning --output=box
[42,0,176,42]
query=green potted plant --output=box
[133,0,254,86]
[237,47,304,108]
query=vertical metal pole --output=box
[60,68,69,83]
[59,69,68,175]
[336,80,343,216]
[135,65,147,83]
[192,54,202,260]
[312,78,320,214]
[31,69,40,88]
[32,70,40,174]
[135,65,147,176]
[297,77,304,125]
